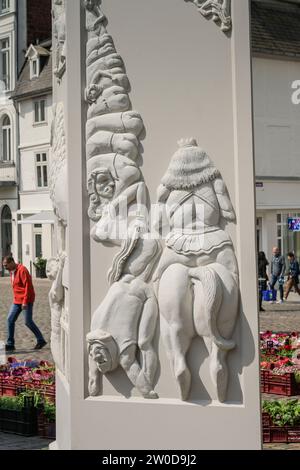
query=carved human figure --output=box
[87,274,159,399]
[87,155,149,247]
[53,0,66,80]
[85,0,160,401]
[46,252,66,371]
[49,102,69,377]
[154,139,239,402]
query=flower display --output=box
[0,357,55,402]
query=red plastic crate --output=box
[1,383,17,397]
[261,370,299,396]
[262,411,300,443]
[263,426,300,443]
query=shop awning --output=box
[18,211,56,225]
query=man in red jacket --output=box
[3,256,47,352]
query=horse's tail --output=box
[189,266,235,351]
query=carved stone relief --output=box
[52,0,66,81]
[154,139,239,402]
[85,0,160,399]
[184,0,232,31]
[85,2,239,403]
[49,102,69,379]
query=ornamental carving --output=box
[85,0,160,399]
[184,0,232,32]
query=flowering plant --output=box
[262,399,300,427]
[33,256,47,270]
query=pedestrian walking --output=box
[270,246,285,304]
[3,255,47,352]
[258,251,269,312]
[285,252,300,300]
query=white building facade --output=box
[13,43,54,275]
[0,0,24,265]
[252,0,300,262]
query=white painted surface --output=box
[18,91,54,272]
[256,180,300,210]
[253,57,300,178]
[55,0,261,450]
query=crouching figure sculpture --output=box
[87,273,159,399]
[154,138,239,402]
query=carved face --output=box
[86,84,101,104]
[84,0,98,11]
[90,344,112,374]
[94,170,115,199]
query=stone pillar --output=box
[51,0,261,450]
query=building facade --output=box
[13,42,54,275]
[1,0,299,275]
[0,0,22,264]
[0,0,51,273]
[252,0,300,262]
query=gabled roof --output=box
[12,54,52,101]
[25,44,50,59]
[251,0,300,59]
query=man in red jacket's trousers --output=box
[3,256,47,352]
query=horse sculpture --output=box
[154,138,239,402]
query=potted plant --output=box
[40,400,56,439]
[33,256,47,278]
[0,393,38,436]
[262,399,300,443]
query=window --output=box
[35,233,42,258]
[34,99,46,123]
[1,205,12,257]
[277,212,300,262]
[1,0,10,14]
[35,153,48,188]
[30,58,39,79]
[0,38,10,90]
[1,115,11,161]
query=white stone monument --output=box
[50,0,261,450]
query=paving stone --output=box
[0,277,54,449]
[0,277,53,364]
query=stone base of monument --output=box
[49,0,262,450]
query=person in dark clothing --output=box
[258,251,269,312]
[270,246,285,304]
[285,252,300,300]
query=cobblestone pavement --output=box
[0,432,53,450]
[0,279,300,450]
[0,277,54,450]
[0,277,53,363]
[259,293,300,332]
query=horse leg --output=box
[159,264,194,401]
[210,342,229,403]
[191,264,237,402]
[171,328,193,401]
[161,315,192,400]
